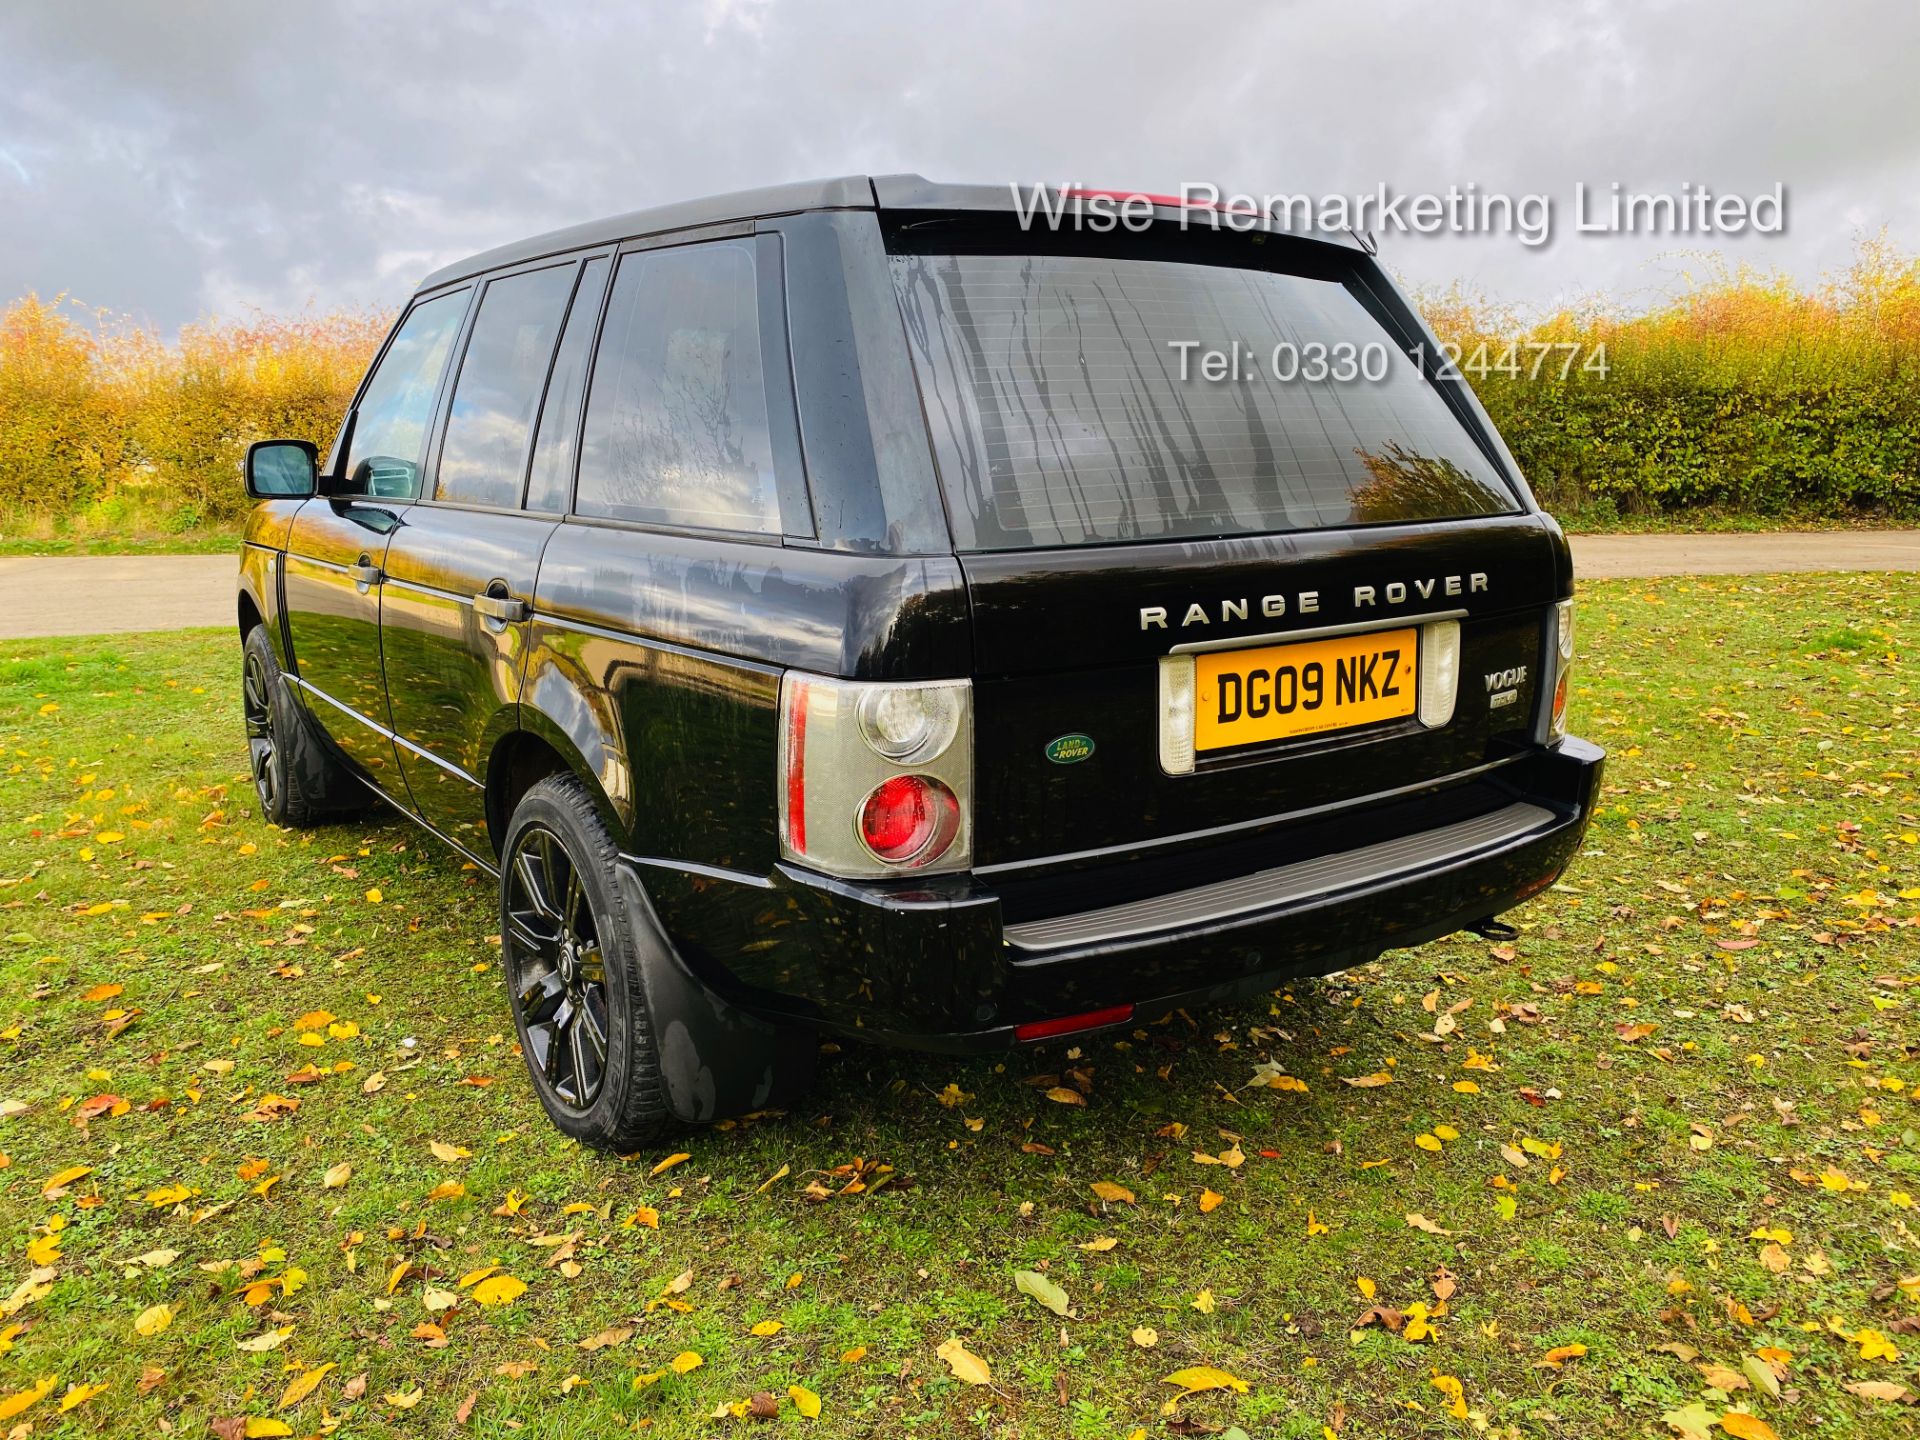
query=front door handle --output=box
[348,560,384,590]
[474,590,530,625]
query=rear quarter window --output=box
[575,239,781,535]
[891,251,1518,550]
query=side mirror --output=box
[245,439,318,499]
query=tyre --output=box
[242,626,367,828]
[500,774,669,1150]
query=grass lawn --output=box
[1,575,1917,1438]
[0,530,241,560]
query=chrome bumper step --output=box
[1004,801,1558,953]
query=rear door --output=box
[887,233,1561,867]
[282,288,469,789]
[380,256,607,854]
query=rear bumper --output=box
[639,736,1604,1051]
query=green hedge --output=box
[1424,242,1920,521]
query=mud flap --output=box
[613,867,818,1124]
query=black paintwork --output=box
[237,177,1604,1088]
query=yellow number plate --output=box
[1194,628,1418,752]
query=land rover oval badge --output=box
[1045,733,1095,765]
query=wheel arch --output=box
[238,589,264,638]
[237,543,294,672]
[485,718,628,862]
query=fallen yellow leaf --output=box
[0,1375,56,1422]
[1162,1365,1249,1395]
[134,1303,172,1337]
[935,1336,992,1385]
[59,1381,108,1412]
[470,1274,527,1307]
[276,1362,335,1411]
[40,1164,91,1196]
[1432,1372,1468,1418]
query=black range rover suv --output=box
[237,176,1603,1148]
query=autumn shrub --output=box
[4,238,1919,537]
[0,295,387,533]
[0,295,124,518]
[1423,237,1920,521]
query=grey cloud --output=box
[2,0,1916,329]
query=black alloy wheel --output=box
[243,646,279,815]
[504,823,612,1110]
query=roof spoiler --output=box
[871,175,1369,254]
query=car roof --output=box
[417,174,1368,292]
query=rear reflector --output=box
[1015,1004,1135,1043]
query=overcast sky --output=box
[4,0,1918,331]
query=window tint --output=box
[343,291,468,499]
[435,265,577,507]
[893,252,1517,549]
[576,239,780,534]
[524,257,610,513]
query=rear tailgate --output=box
[962,515,1560,867]
[878,191,1567,870]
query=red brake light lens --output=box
[857,774,960,866]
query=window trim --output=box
[566,227,814,543]
[520,252,616,517]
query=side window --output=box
[575,239,781,534]
[434,264,577,507]
[343,291,468,499]
[524,256,610,513]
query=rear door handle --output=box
[348,560,384,589]
[474,590,530,624]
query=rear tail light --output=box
[1547,599,1576,740]
[857,774,960,865]
[1416,619,1461,729]
[779,674,972,878]
[1157,657,1196,775]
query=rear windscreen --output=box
[891,252,1518,550]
